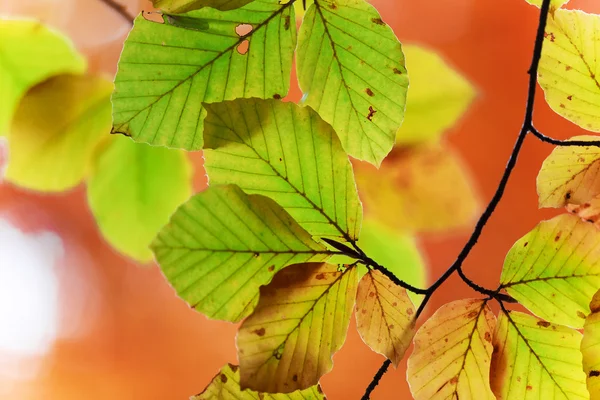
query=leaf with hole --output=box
[296,0,409,166]
[203,98,362,244]
[5,74,112,192]
[490,310,588,400]
[407,299,496,400]
[582,290,600,399]
[237,262,358,393]
[87,137,193,263]
[152,185,331,322]
[500,214,600,328]
[112,0,296,149]
[152,0,255,13]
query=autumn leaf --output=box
[525,0,569,11]
[152,185,331,322]
[582,290,600,399]
[568,195,600,227]
[152,0,255,13]
[237,262,358,393]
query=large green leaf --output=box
[500,214,600,328]
[87,137,193,263]
[490,311,588,400]
[538,9,600,132]
[5,74,112,192]
[203,98,362,243]
[296,0,409,166]
[407,299,496,400]
[152,185,331,322]
[152,0,255,13]
[193,363,326,399]
[112,0,296,149]
[582,290,600,399]
[237,262,358,392]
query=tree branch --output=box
[531,126,600,146]
[98,0,136,24]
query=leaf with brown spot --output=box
[582,290,600,398]
[407,299,496,400]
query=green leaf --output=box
[5,74,112,192]
[87,137,193,263]
[490,310,588,400]
[203,98,362,243]
[0,19,86,135]
[537,135,600,208]
[407,299,496,400]
[582,290,600,399]
[112,0,296,149]
[296,0,409,166]
[538,9,600,132]
[355,269,416,367]
[192,363,326,399]
[152,185,331,322]
[152,0,255,13]
[396,45,476,145]
[500,214,600,328]
[237,262,358,392]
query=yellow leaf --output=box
[583,290,600,399]
[538,9,600,132]
[407,299,496,400]
[5,74,112,192]
[568,195,600,225]
[537,135,600,208]
[525,0,569,11]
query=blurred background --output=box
[2,0,600,398]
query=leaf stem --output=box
[97,0,136,24]
[531,126,600,146]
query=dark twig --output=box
[530,126,600,146]
[361,0,553,397]
[98,0,136,24]
[362,256,428,295]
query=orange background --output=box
[2,0,600,398]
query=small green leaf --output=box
[582,290,600,399]
[490,311,588,400]
[296,0,409,166]
[407,299,496,400]
[192,364,326,399]
[0,19,86,134]
[237,262,357,392]
[538,9,600,132]
[204,98,362,243]
[152,185,331,322]
[112,0,296,149]
[152,0,255,13]
[396,45,476,145]
[5,74,112,191]
[87,137,193,263]
[500,214,600,328]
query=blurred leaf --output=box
[354,143,479,233]
[525,0,569,12]
[407,299,496,400]
[152,0,255,13]
[500,214,600,328]
[537,135,600,208]
[538,9,600,132]
[152,185,330,322]
[355,269,416,367]
[396,45,476,145]
[237,262,357,393]
[87,137,193,263]
[192,363,326,399]
[204,98,362,243]
[568,195,600,225]
[296,0,408,166]
[112,0,296,149]
[582,290,600,399]
[0,19,86,135]
[5,74,112,191]
[490,311,588,400]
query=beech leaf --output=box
[582,290,600,399]
[152,0,255,13]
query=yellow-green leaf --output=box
[87,137,193,263]
[204,98,362,243]
[237,262,358,393]
[582,290,600,399]
[525,0,569,11]
[500,214,600,328]
[296,0,409,166]
[152,0,254,13]
[407,299,496,400]
[490,310,588,400]
[0,19,86,134]
[5,74,112,192]
[355,269,416,367]
[152,185,331,322]
[538,9,600,132]
[537,135,600,208]
[192,363,326,399]
[112,0,296,149]
[396,45,476,145]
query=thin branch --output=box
[97,0,136,24]
[361,0,553,396]
[531,126,600,146]
[362,256,428,295]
